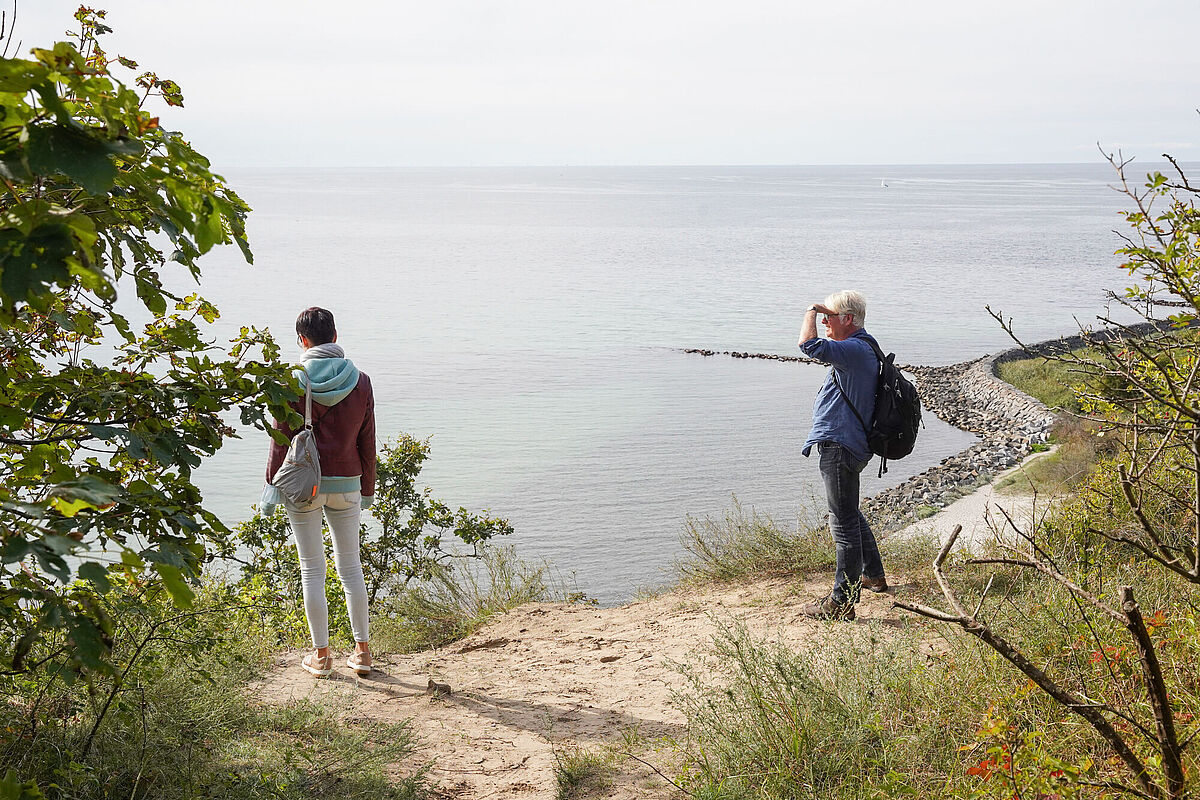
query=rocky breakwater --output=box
[860,355,1057,533]
[862,321,1185,531]
[682,343,1061,532]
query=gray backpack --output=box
[271,377,321,506]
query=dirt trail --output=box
[252,575,922,798]
[252,476,1043,798]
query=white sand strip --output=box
[890,447,1061,552]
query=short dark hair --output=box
[296,307,336,345]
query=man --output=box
[262,307,377,676]
[797,290,887,621]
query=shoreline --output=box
[684,321,1176,534]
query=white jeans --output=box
[285,491,369,648]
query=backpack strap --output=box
[305,382,312,429]
[830,334,883,436]
[830,342,890,477]
[831,372,889,476]
[831,370,870,437]
[860,336,888,365]
[301,370,313,431]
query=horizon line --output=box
[220,159,1200,171]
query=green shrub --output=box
[674,621,991,799]
[0,580,424,799]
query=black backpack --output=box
[833,337,922,476]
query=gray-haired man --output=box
[797,290,887,621]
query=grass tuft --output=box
[554,745,619,799]
[676,500,834,585]
[373,544,554,653]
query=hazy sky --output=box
[9,0,1200,167]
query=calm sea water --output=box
[182,164,1143,603]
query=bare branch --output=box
[968,553,1123,618]
[1121,586,1185,797]
[896,525,1164,799]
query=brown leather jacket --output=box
[266,373,376,497]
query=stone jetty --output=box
[683,322,1177,533]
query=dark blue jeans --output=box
[818,442,884,604]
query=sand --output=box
[251,456,1050,798]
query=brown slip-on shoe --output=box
[302,652,333,677]
[798,596,856,621]
[862,576,889,593]
[347,651,372,676]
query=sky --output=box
[7,0,1200,168]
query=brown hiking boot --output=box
[861,576,889,593]
[799,596,856,621]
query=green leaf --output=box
[67,616,110,671]
[84,424,128,442]
[77,561,112,593]
[0,224,75,308]
[134,270,167,315]
[49,496,93,517]
[48,475,125,506]
[0,158,32,183]
[41,534,83,556]
[26,124,118,195]
[234,234,254,264]
[155,563,195,607]
[0,59,49,92]
[0,538,33,564]
[0,767,46,799]
[33,546,70,583]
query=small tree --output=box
[227,435,513,645]
[899,152,1200,799]
[0,9,296,678]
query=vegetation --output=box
[996,348,1097,413]
[0,581,425,799]
[0,10,520,797]
[994,416,1116,496]
[373,544,553,653]
[7,9,1200,800]
[554,745,620,799]
[677,500,835,585]
[677,498,942,591]
[676,621,992,799]
[672,154,1200,799]
[224,434,515,651]
[0,7,297,679]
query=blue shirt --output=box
[800,328,879,463]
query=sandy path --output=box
[251,453,1050,798]
[252,575,919,798]
[890,449,1052,550]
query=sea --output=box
[175,163,1153,604]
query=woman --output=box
[262,307,376,677]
